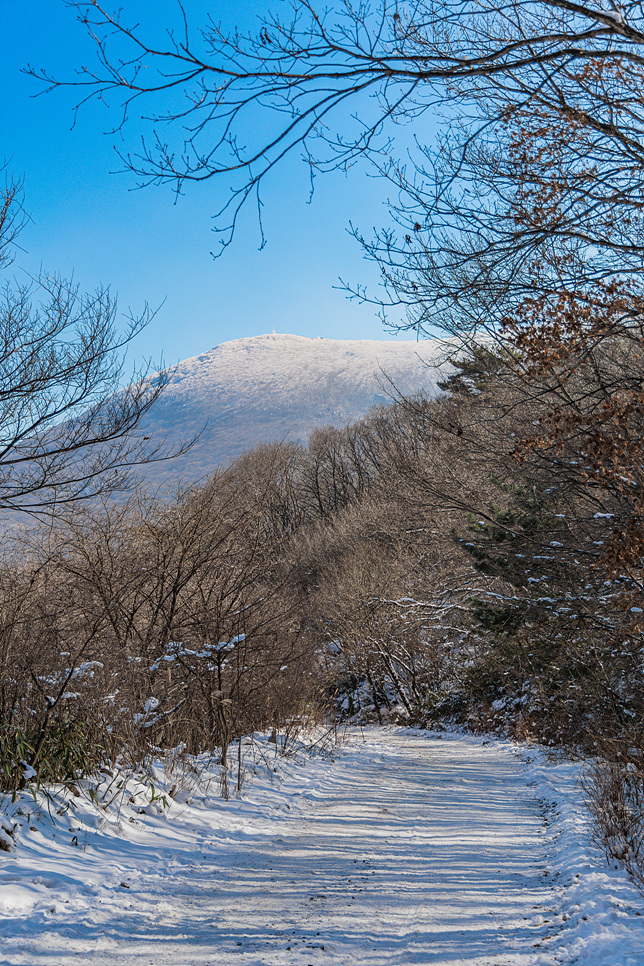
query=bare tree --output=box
[33,1,644,259]
[0,172,26,272]
[0,177,175,516]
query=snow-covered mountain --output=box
[138,333,450,488]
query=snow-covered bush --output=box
[583,736,644,894]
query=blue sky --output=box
[1,1,415,371]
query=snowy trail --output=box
[231,730,556,966]
[1,730,564,966]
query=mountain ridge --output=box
[137,332,451,488]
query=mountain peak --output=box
[139,333,450,487]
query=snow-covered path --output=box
[221,730,555,966]
[1,729,643,965]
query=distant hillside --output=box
[136,333,451,488]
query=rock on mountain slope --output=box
[138,333,450,488]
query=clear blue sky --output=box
[2,0,415,371]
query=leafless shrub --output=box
[583,736,644,893]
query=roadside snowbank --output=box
[520,743,644,964]
[0,728,642,965]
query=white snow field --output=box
[1,728,643,966]
[136,333,451,487]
